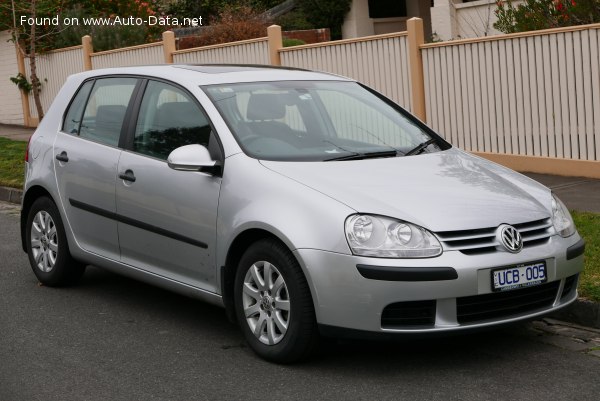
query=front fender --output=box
[216,155,355,269]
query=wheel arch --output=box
[221,228,315,324]
[20,185,55,252]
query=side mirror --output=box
[167,144,221,175]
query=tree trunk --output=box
[29,0,44,121]
[29,57,44,121]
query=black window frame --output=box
[122,77,224,165]
[61,80,94,136]
[60,74,225,168]
[60,75,143,149]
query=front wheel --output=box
[25,197,86,286]
[234,239,319,363]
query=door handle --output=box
[119,169,136,183]
[55,151,69,163]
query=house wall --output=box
[454,0,503,38]
[0,31,24,125]
[344,0,516,41]
[432,0,521,40]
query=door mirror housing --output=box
[167,144,221,175]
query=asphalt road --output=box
[1,205,599,401]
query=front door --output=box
[115,80,222,292]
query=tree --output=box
[0,0,67,120]
[494,0,600,34]
[296,0,351,39]
[166,0,284,23]
[177,4,269,48]
[0,0,164,119]
[52,1,163,51]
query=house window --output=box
[368,0,407,19]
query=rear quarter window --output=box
[62,80,93,135]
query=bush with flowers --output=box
[494,0,600,33]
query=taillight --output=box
[25,135,32,162]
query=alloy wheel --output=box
[242,261,291,345]
[30,210,58,273]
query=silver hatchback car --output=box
[22,65,584,362]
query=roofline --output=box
[173,64,346,79]
[66,64,353,85]
[179,63,312,72]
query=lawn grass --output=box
[0,137,26,189]
[572,211,600,302]
[0,137,598,301]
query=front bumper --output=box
[294,234,584,334]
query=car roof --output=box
[68,64,353,86]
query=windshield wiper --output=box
[405,139,437,156]
[324,150,399,161]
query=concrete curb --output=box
[551,299,600,329]
[0,186,22,204]
[1,185,599,329]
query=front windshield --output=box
[203,80,446,161]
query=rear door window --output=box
[77,77,138,147]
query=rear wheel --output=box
[234,239,319,363]
[26,197,85,286]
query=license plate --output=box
[492,261,547,292]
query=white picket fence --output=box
[422,25,600,162]
[23,45,85,117]
[91,42,164,69]
[280,33,413,112]
[8,21,600,167]
[173,38,270,64]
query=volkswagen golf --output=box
[21,65,585,362]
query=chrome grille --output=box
[436,218,553,255]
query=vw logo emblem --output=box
[498,224,523,253]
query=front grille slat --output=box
[458,289,558,316]
[458,299,552,320]
[458,284,558,308]
[457,281,560,324]
[436,227,496,241]
[514,221,553,232]
[523,233,552,242]
[442,238,497,251]
[437,218,553,255]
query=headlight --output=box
[345,214,442,258]
[551,193,575,237]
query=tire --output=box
[234,238,319,363]
[25,197,86,286]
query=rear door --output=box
[115,79,223,292]
[54,77,139,260]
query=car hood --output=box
[260,148,551,232]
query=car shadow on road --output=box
[65,265,552,370]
